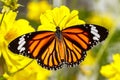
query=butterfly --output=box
[8,24,108,70]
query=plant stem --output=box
[96,26,116,64]
[0,12,5,26]
[94,25,116,80]
[8,59,34,76]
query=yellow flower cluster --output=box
[100,53,120,80]
[0,4,87,80]
[0,0,93,79]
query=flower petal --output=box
[100,64,116,78]
[38,6,85,31]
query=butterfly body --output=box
[8,24,108,70]
[55,26,62,40]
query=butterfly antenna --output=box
[57,15,67,29]
[43,13,67,30]
[63,14,77,28]
[42,13,56,25]
[52,18,57,27]
[43,13,58,27]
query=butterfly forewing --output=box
[9,31,53,57]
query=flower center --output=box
[4,29,17,43]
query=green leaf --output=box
[0,76,6,80]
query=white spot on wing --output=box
[93,36,99,41]
[19,47,25,53]
[91,26,98,33]
[17,35,26,53]
[91,30,100,38]
[18,37,25,44]
[90,25,100,41]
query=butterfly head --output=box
[56,26,60,31]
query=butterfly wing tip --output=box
[99,28,109,42]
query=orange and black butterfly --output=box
[8,24,108,70]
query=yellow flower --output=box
[38,6,85,31]
[0,10,34,72]
[27,0,52,21]
[0,10,34,57]
[87,13,115,30]
[100,53,120,80]
[0,10,51,80]
[3,61,51,80]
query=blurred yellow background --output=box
[0,0,120,80]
